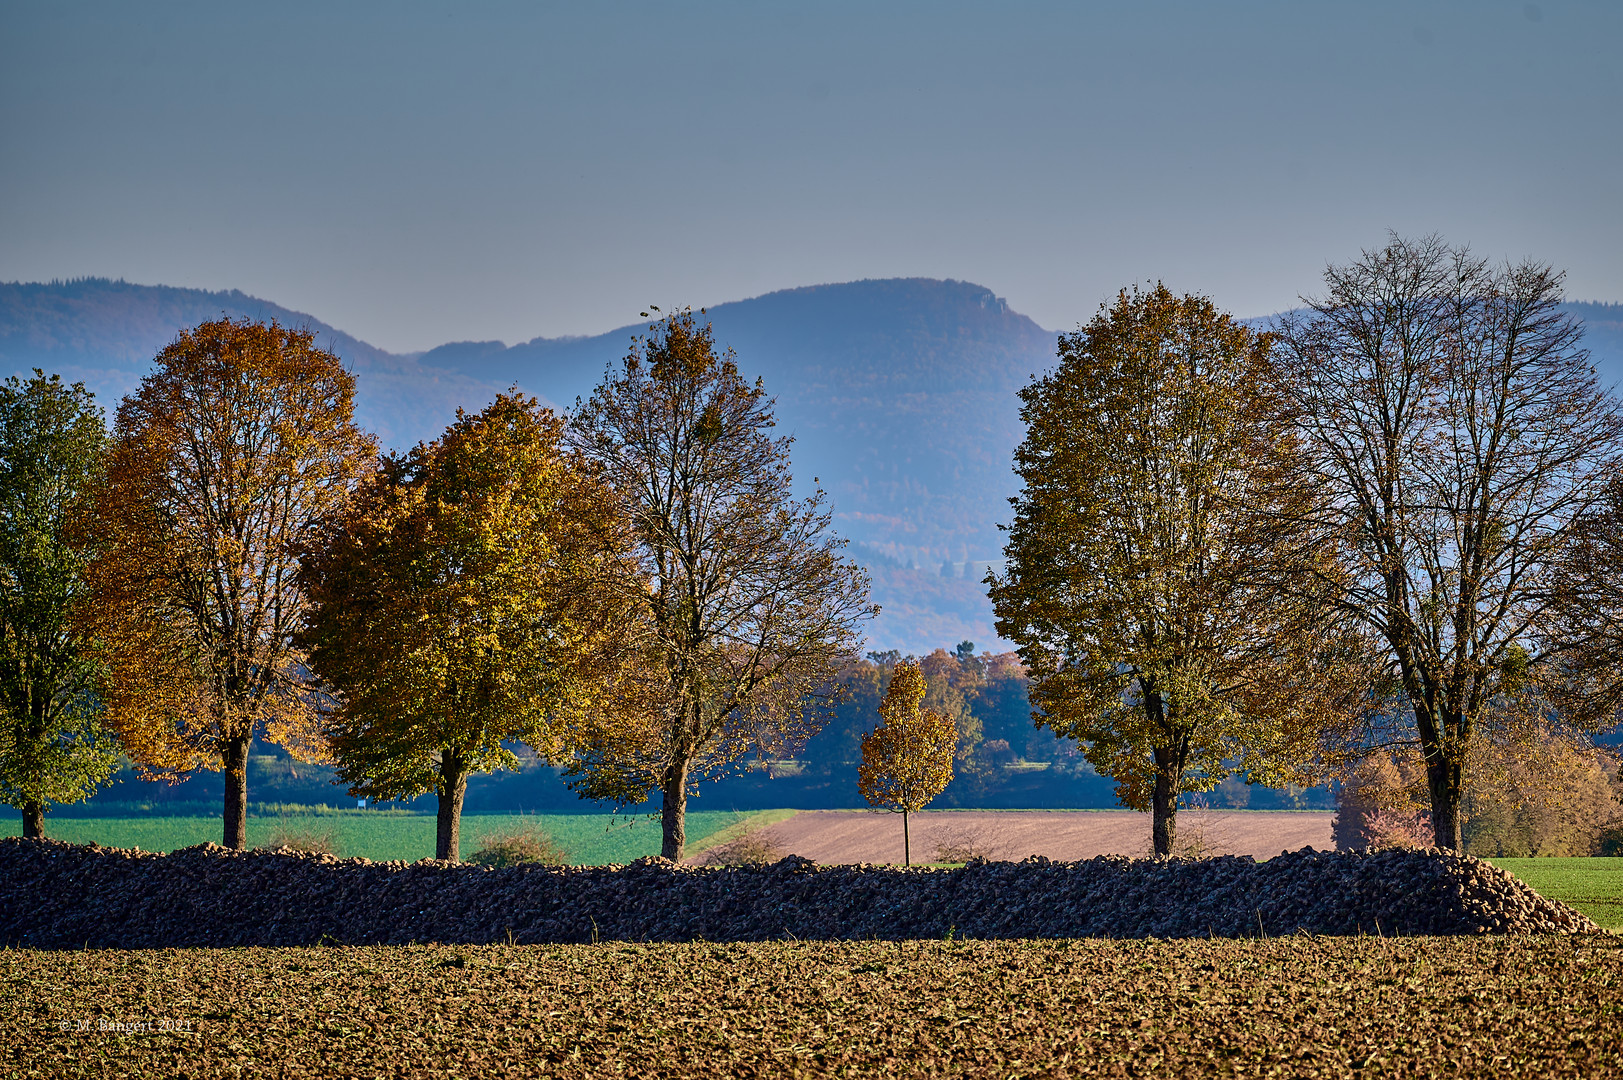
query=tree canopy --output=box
[1547,472,1623,729]
[298,393,644,861]
[82,318,376,849]
[0,372,117,836]
[991,285,1370,854]
[566,309,875,860]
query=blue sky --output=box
[3,1,1618,353]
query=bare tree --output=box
[1272,235,1623,851]
[567,309,876,860]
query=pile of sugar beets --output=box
[0,837,1598,948]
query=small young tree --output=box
[83,319,375,849]
[858,660,956,865]
[0,372,118,836]
[567,309,875,860]
[298,394,645,861]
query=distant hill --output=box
[0,278,503,450]
[1567,302,1623,389]
[449,279,1054,568]
[0,276,1054,651]
[5,277,1620,655]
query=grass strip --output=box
[0,811,747,865]
[1490,857,1623,932]
[679,809,800,861]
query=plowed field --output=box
[10,937,1619,1078]
[713,808,1334,864]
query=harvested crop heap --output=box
[0,837,1596,948]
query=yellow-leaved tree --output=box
[989,285,1372,855]
[858,660,956,865]
[296,394,647,861]
[82,319,375,849]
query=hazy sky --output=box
[3,1,1618,353]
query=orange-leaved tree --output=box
[858,660,956,865]
[297,394,647,861]
[82,318,375,849]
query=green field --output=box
[2,809,788,864]
[7,937,1619,1078]
[1489,857,1623,932]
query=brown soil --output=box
[730,809,1335,864]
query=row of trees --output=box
[1,311,873,860]
[992,235,1623,854]
[7,233,1620,863]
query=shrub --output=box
[262,822,340,855]
[979,739,1016,768]
[468,827,570,868]
[1213,775,1251,809]
[932,827,995,864]
[1170,815,1225,859]
[1598,825,1623,857]
[699,827,784,867]
[1363,805,1434,851]
[1334,753,1429,851]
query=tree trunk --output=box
[1425,749,1464,852]
[222,735,250,850]
[1151,745,1178,856]
[436,753,468,862]
[660,758,689,860]
[903,808,910,867]
[21,799,44,839]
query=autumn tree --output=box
[1547,472,1623,728]
[1271,235,1623,851]
[298,394,644,862]
[858,660,956,865]
[567,308,875,860]
[0,372,118,837]
[990,285,1370,855]
[82,319,375,849]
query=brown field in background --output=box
[702,809,1336,865]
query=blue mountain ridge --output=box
[5,278,1621,656]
